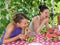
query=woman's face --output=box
[40,9,49,18]
[17,19,28,29]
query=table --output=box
[2,34,60,45]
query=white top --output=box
[29,16,45,36]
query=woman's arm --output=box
[3,23,24,43]
[45,18,50,29]
[3,34,24,43]
[33,17,49,34]
[45,23,50,29]
[36,18,50,34]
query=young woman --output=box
[1,13,31,43]
[29,5,50,36]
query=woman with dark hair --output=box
[29,5,51,36]
[1,13,31,44]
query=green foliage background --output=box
[0,0,60,38]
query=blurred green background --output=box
[0,0,60,38]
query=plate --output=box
[28,42,42,45]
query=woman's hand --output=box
[45,18,50,29]
[18,34,30,41]
[18,34,25,40]
[26,27,31,33]
[24,34,30,40]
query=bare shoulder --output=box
[32,16,39,23]
[6,22,15,31]
[33,16,39,20]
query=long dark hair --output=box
[39,5,49,12]
[39,5,49,15]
